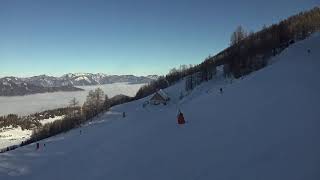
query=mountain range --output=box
[0,73,158,96]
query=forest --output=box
[135,7,320,99]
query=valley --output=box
[0,82,145,116]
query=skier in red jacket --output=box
[177,111,185,124]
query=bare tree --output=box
[94,88,105,111]
[104,94,110,111]
[69,97,79,117]
[83,88,105,118]
[169,67,178,74]
[179,65,188,72]
[69,97,79,108]
[230,25,248,45]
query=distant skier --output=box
[123,112,126,118]
[307,49,311,53]
[80,130,82,135]
[220,88,223,94]
[36,143,40,150]
[177,111,186,125]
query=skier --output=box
[123,112,126,118]
[36,143,40,150]
[177,111,186,125]
[220,88,223,94]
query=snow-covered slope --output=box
[0,34,319,180]
[0,127,32,150]
[0,116,64,150]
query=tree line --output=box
[0,107,77,130]
[21,88,133,146]
[133,7,320,99]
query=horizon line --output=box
[0,72,161,79]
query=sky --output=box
[0,0,318,77]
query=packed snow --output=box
[0,83,145,116]
[0,34,319,180]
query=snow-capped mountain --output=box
[22,73,158,87]
[0,74,158,96]
[0,77,83,96]
[23,75,72,87]
[60,73,158,86]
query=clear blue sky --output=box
[0,0,318,77]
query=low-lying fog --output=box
[0,83,145,116]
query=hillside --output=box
[0,33,319,179]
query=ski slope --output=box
[0,33,319,180]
